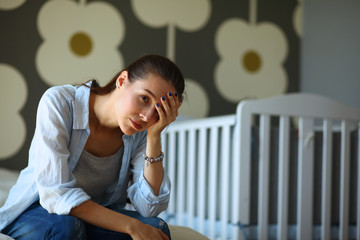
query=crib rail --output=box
[236,93,360,240]
[161,93,360,240]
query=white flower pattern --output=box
[36,0,125,86]
[214,18,288,102]
[0,0,26,10]
[131,0,211,31]
[0,64,27,159]
[179,79,209,118]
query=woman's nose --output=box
[140,107,155,122]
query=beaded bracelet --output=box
[144,152,164,166]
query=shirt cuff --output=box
[136,169,170,204]
[53,188,91,215]
[127,169,171,217]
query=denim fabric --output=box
[2,202,86,240]
[3,202,171,240]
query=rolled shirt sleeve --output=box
[127,136,171,217]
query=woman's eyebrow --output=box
[144,89,156,98]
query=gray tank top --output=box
[73,147,123,203]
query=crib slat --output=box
[161,135,168,175]
[277,116,290,240]
[234,110,252,240]
[220,125,231,240]
[209,127,219,239]
[258,114,271,240]
[197,127,207,234]
[159,134,168,222]
[176,130,186,225]
[297,117,314,240]
[339,120,350,240]
[321,119,333,240]
[187,129,196,228]
[168,131,177,223]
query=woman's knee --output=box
[156,217,171,238]
[3,213,85,240]
[112,209,171,239]
[51,215,86,240]
[140,216,171,239]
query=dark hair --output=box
[85,54,185,102]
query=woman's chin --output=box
[120,126,141,136]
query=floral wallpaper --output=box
[0,0,301,170]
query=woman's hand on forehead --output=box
[147,91,180,136]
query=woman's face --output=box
[114,71,177,135]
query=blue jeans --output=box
[2,202,171,240]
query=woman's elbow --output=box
[134,202,169,218]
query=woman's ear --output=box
[116,70,128,88]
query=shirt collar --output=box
[73,82,91,130]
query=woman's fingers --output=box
[160,95,170,117]
[155,103,165,121]
[158,92,176,122]
[168,92,179,117]
[149,91,180,135]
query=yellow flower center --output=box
[242,50,262,73]
[69,32,93,57]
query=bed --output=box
[1,93,359,240]
[159,93,360,240]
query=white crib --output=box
[160,93,360,240]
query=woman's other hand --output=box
[129,220,169,240]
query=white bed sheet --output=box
[0,168,18,240]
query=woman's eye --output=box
[141,95,149,103]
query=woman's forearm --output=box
[144,134,164,196]
[143,91,180,196]
[70,200,140,235]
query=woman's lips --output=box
[130,118,142,130]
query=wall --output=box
[0,0,300,170]
[301,0,360,109]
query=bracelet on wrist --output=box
[143,152,164,164]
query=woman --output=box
[0,54,185,240]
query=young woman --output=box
[0,54,185,240]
